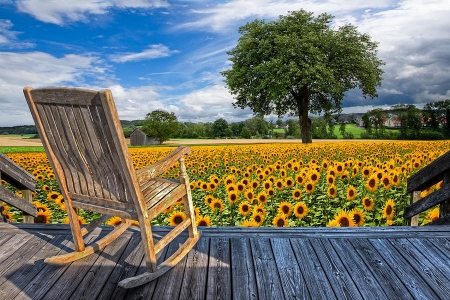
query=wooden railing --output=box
[0,152,37,223]
[404,150,450,225]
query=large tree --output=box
[222,10,384,143]
[142,110,179,144]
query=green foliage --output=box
[212,118,230,138]
[141,110,180,144]
[222,9,384,143]
[240,126,252,139]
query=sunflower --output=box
[253,204,267,216]
[427,207,439,222]
[196,215,211,226]
[262,180,272,190]
[275,179,284,190]
[252,213,265,225]
[201,182,209,191]
[210,199,225,211]
[42,185,52,192]
[267,188,275,197]
[272,214,289,227]
[55,197,66,211]
[391,173,401,186]
[305,181,315,194]
[209,182,217,191]
[334,210,355,227]
[309,171,320,184]
[106,216,122,226]
[293,202,308,218]
[285,177,295,188]
[244,189,255,202]
[169,211,186,226]
[205,195,214,205]
[326,175,335,185]
[386,219,393,226]
[383,199,395,220]
[362,196,374,211]
[346,185,357,201]
[326,185,337,198]
[351,208,365,226]
[278,201,292,216]
[34,202,51,214]
[236,183,246,193]
[381,174,391,190]
[228,191,239,204]
[33,210,51,223]
[361,166,371,179]
[257,191,268,205]
[251,180,259,190]
[292,189,302,200]
[365,175,379,192]
[226,184,237,193]
[295,173,305,185]
[239,201,252,216]
[327,219,340,227]
[242,219,259,227]
[47,191,62,202]
[335,162,345,174]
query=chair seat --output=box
[142,178,187,217]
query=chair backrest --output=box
[24,87,139,210]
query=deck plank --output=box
[230,238,258,300]
[369,238,440,300]
[310,238,362,300]
[178,237,210,300]
[270,238,311,299]
[206,237,231,300]
[329,239,388,299]
[251,238,284,300]
[350,238,413,299]
[0,224,449,300]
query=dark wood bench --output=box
[404,150,450,225]
[0,152,37,223]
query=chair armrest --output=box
[136,146,191,184]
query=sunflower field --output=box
[1,140,449,228]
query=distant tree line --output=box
[361,99,450,140]
[0,125,38,135]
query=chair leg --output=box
[118,230,201,289]
[45,219,132,264]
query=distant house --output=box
[130,128,158,146]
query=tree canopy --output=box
[222,9,384,143]
[141,110,179,144]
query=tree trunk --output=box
[296,88,312,143]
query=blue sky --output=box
[0,0,449,126]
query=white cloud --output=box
[0,51,108,126]
[109,44,177,63]
[16,0,169,25]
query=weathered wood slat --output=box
[407,150,450,193]
[0,153,35,191]
[0,234,34,265]
[0,235,69,299]
[251,238,284,300]
[328,239,387,299]
[369,238,440,299]
[206,238,231,300]
[389,238,450,297]
[413,238,450,269]
[230,238,258,300]
[291,238,337,300]
[150,236,188,299]
[69,192,135,211]
[29,87,101,105]
[349,238,413,299]
[404,184,450,219]
[178,237,210,300]
[271,238,311,299]
[310,238,363,300]
[0,186,37,217]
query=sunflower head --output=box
[169,211,186,226]
[334,210,356,227]
[106,216,122,226]
[294,202,308,218]
[252,213,265,225]
[242,219,259,227]
[257,191,268,205]
[383,199,395,220]
[292,189,302,200]
[351,208,365,226]
[34,211,51,224]
[239,201,252,216]
[305,181,315,194]
[346,186,357,201]
[278,201,292,216]
[365,175,379,192]
[362,196,374,211]
[196,215,211,226]
[272,214,289,227]
[327,185,337,198]
[228,191,238,204]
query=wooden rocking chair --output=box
[23,87,200,288]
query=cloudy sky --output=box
[0,0,449,126]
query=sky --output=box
[0,0,449,127]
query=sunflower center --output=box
[254,215,262,222]
[364,199,371,207]
[386,206,392,215]
[282,206,289,214]
[198,220,207,226]
[276,219,285,227]
[294,191,300,198]
[297,207,304,214]
[354,215,361,224]
[369,179,376,187]
[242,205,249,212]
[174,216,183,224]
[339,217,349,227]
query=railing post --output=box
[409,191,421,226]
[0,172,5,223]
[22,189,34,223]
[440,170,450,219]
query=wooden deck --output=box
[0,223,449,300]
